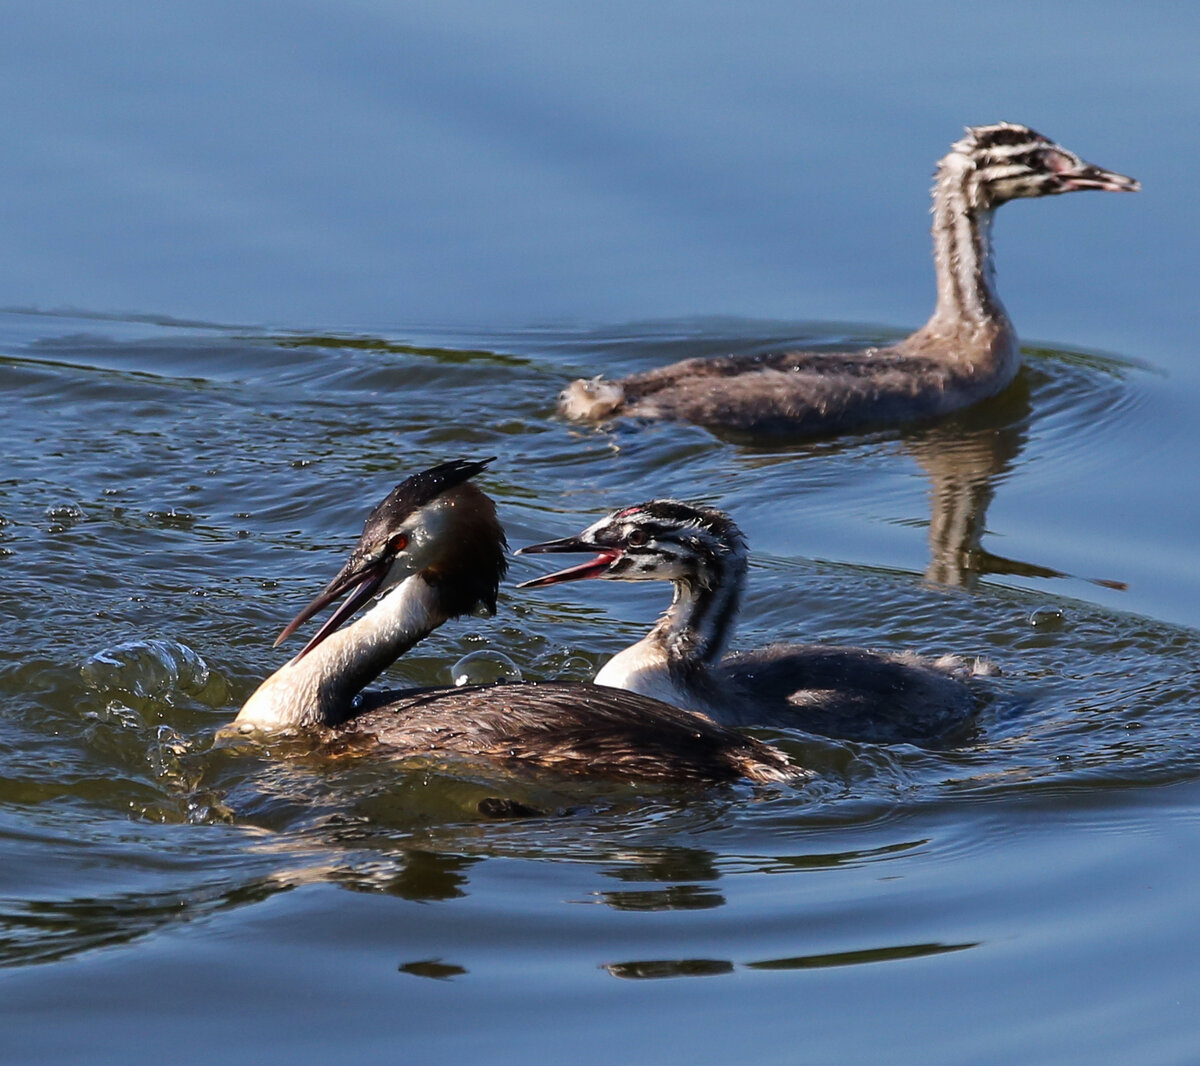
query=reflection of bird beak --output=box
[515,537,622,588]
[275,552,390,660]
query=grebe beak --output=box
[1058,161,1140,194]
[515,536,622,588]
[275,551,391,661]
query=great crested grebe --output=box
[519,500,991,745]
[230,460,796,785]
[559,122,1138,439]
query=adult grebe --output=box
[560,123,1138,439]
[231,460,795,785]
[519,500,991,744]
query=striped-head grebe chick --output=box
[519,501,991,745]
[560,123,1138,439]
[231,460,795,785]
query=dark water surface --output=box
[3,3,1200,1064]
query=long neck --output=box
[593,558,745,715]
[650,564,744,673]
[923,154,1010,336]
[234,574,447,731]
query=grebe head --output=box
[946,122,1139,208]
[278,457,507,660]
[517,500,746,591]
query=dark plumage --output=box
[717,645,979,746]
[345,681,796,784]
[519,500,994,746]
[231,460,798,787]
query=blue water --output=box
[2,3,1191,343]
[2,4,1199,1065]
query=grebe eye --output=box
[390,533,409,552]
[627,529,647,547]
[1034,147,1074,174]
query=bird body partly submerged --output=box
[560,123,1137,439]
[594,637,981,746]
[232,460,797,787]
[336,680,796,784]
[519,500,991,745]
[564,328,1015,439]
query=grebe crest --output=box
[229,462,797,786]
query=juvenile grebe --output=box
[560,123,1138,438]
[519,501,990,744]
[231,460,795,785]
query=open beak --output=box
[275,551,390,661]
[1061,161,1140,194]
[515,536,622,588]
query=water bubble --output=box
[81,638,212,703]
[450,650,522,687]
[45,503,85,533]
[155,723,190,757]
[145,507,197,529]
[552,654,596,681]
[148,724,191,779]
[1028,606,1065,629]
[186,796,234,824]
[45,504,84,522]
[91,700,145,730]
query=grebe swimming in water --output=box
[560,123,1138,439]
[519,500,993,745]
[231,460,795,785]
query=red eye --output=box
[627,529,647,547]
[390,533,409,552]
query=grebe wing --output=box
[616,347,964,438]
[719,644,976,746]
[343,681,799,784]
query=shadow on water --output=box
[0,871,282,969]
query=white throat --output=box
[233,574,444,732]
[593,568,743,719]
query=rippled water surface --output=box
[4,3,1200,1064]
[4,311,1199,1064]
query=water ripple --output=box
[0,314,1194,960]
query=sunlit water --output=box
[3,2,1200,1063]
[3,311,1199,1065]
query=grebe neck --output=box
[651,570,744,670]
[234,575,446,732]
[924,153,1010,339]
[595,559,745,702]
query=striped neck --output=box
[594,555,745,713]
[926,151,1009,333]
[650,555,745,673]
